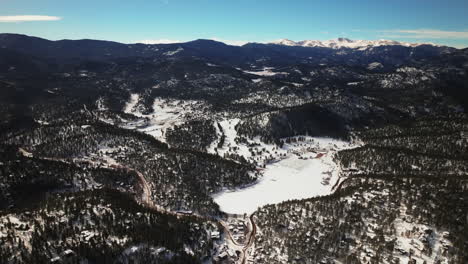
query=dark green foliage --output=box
[166,120,217,151]
[0,189,216,264]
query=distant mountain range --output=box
[269,37,436,49]
[0,33,457,68]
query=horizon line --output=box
[0,32,462,49]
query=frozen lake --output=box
[212,137,352,214]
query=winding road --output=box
[18,148,256,263]
[240,213,257,264]
[130,161,257,264]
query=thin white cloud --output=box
[0,15,62,23]
[137,39,182,44]
[379,29,468,39]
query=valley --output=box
[0,33,467,264]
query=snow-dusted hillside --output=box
[120,94,207,143]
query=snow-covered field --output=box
[213,153,339,214]
[123,94,140,114]
[210,118,356,214]
[243,67,289,77]
[122,94,205,142]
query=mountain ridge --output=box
[0,33,449,50]
[269,37,439,49]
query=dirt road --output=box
[18,148,255,263]
[239,213,257,264]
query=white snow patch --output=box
[367,62,384,70]
[286,82,304,87]
[134,99,187,141]
[207,119,254,159]
[121,95,205,142]
[163,47,184,56]
[96,97,107,111]
[123,94,140,114]
[35,119,50,125]
[243,67,289,77]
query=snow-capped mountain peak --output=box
[271,38,298,46]
[269,38,432,49]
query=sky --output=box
[0,0,468,48]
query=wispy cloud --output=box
[0,15,62,23]
[378,29,468,39]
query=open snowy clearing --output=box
[123,94,140,114]
[243,67,289,77]
[121,94,205,142]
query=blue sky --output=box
[1,0,468,48]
